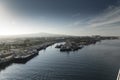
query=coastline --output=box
[0,36,119,68]
[0,42,55,66]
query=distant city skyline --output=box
[0,0,120,36]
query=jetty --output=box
[55,36,119,52]
[55,41,83,52]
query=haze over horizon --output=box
[0,0,120,36]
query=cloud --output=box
[71,4,120,28]
[67,4,120,36]
[87,5,120,27]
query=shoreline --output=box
[0,42,55,66]
[0,36,119,68]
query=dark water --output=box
[0,40,120,80]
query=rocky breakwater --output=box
[55,36,119,52]
[0,42,55,65]
[55,41,83,52]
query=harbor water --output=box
[0,40,120,80]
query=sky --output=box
[0,0,120,36]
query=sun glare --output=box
[0,4,24,35]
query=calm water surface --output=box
[0,40,120,80]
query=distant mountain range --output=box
[0,33,70,38]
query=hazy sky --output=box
[0,0,120,36]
